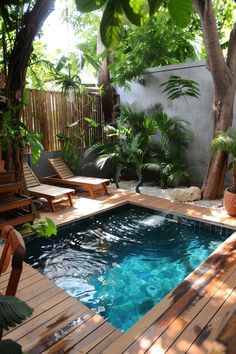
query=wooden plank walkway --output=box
[2,262,121,353]
[2,188,236,353]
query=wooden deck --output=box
[3,188,236,353]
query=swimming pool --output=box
[25,204,233,332]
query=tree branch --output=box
[227,21,236,74]
[6,0,55,94]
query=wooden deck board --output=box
[168,269,236,353]
[2,189,236,353]
[41,314,107,354]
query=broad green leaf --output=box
[83,53,101,71]
[167,0,193,28]
[75,0,106,12]
[45,217,57,236]
[129,0,149,17]
[55,56,67,72]
[120,0,148,25]
[100,0,123,48]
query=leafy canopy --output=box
[75,0,194,47]
[109,13,197,86]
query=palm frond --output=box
[0,295,33,330]
[160,75,200,100]
[142,162,161,172]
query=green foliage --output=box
[75,0,106,12]
[57,132,81,172]
[160,75,200,100]
[100,0,124,48]
[109,14,197,86]
[0,295,32,331]
[75,0,194,48]
[211,128,236,192]
[48,54,85,96]
[24,217,57,238]
[84,117,99,127]
[85,107,192,188]
[0,339,22,354]
[0,293,33,353]
[0,104,44,164]
[57,117,99,171]
[167,0,193,28]
[211,128,236,158]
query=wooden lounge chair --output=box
[0,225,26,297]
[44,157,110,199]
[0,225,27,339]
[23,162,74,212]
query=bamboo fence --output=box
[21,89,105,151]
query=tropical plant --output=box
[85,107,192,191]
[23,217,57,238]
[160,75,200,100]
[0,103,44,174]
[57,117,99,172]
[0,295,33,353]
[75,0,193,48]
[211,128,236,193]
[75,0,236,200]
[48,54,84,98]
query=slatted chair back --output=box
[23,162,41,188]
[0,225,26,296]
[48,157,75,179]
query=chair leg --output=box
[87,186,96,198]
[102,182,109,195]
[67,193,73,207]
[47,199,55,212]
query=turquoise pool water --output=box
[25,205,232,332]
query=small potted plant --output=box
[211,128,236,216]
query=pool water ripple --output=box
[25,206,230,332]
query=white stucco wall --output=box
[117,60,233,186]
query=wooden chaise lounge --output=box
[23,162,74,212]
[43,157,110,199]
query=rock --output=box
[170,187,201,202]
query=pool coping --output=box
[30,189,236,352]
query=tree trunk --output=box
[2,0,55,181]
[97,56,114,123]
[97,34,115,123]
[202,82,236,199]
[194,0,236,199]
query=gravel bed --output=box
[110,180,223,210]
